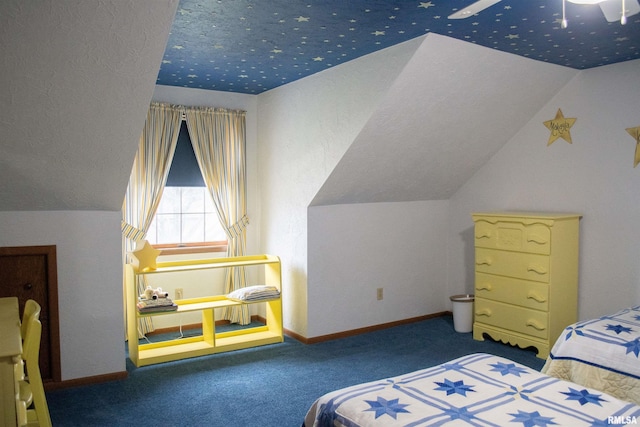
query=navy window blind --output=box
[166,121,205,187]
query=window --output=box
[146,187,227,247]
[146,121,227,252]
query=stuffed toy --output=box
[153,287,169,299]
[140,286,169,300]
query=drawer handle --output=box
[527,292,547,303]
[527,234,548,245]
[526,319,546,331]
[476,258,492,266]
[527,265,547,275]
[476,283,493,291]
[475,231,492,240]
[476,308,492,317]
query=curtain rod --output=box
[150,101,246,116]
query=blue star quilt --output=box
[542,306,640,405]
[303,353,640,426]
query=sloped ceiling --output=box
[311,33,578,206]
[0,0,179,211]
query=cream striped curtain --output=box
[122,102,182,336]
[185,107,250,325]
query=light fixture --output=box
[599,0,639,23]
[449,0,637,25]
[562,0,636,27]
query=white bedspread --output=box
[542,305,640,405]
[304,353,640,427]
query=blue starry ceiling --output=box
[157,0,640,94]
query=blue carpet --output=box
[46,315,544,426]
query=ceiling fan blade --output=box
[599,0,640,22]
[448,0,502,19]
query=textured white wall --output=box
[0,0,178,211]
[256,37,424,336]
[0,211,123,380]
[308,201,449,337]
[448,59,640,320]
[312,34,576,205]
[256,33,576,338]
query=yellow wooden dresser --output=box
[471,212,581,359]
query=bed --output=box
[303,353,640,427]
[541,305,640,405]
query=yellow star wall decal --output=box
[626,126,640,168]
[544,109,576,146]
[130,240,161,272]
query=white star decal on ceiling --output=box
[295,16,310,22]
[419,2,435,9]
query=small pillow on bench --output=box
[227,285,280,302]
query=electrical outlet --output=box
[376,287,383,301]
[175,288,183,300]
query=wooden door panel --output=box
[0,246,60,383]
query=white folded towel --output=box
[227,285,280,301]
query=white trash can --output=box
[450,294,474,333]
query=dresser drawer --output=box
[474,298,549,339]
[475,248,549,283]
[475,273,549,311]
[474,219,550,255]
